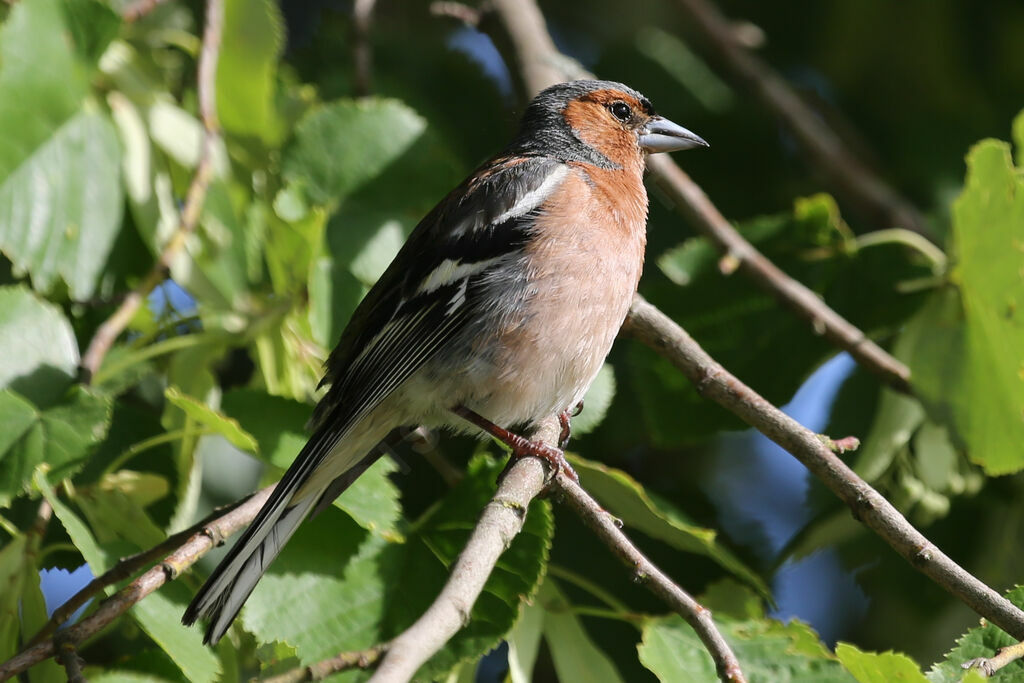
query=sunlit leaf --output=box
[164,386,257,452]
[836,643,928,682]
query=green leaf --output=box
[853,389,925,482]
[572,363,616,436]
[0,535,27,660]
[282,99,428,206]
[507,599,545,683]
[927,586,1024,682]
[216,0,285,142]
[0,105,123,299]
[22,563,65,683]
[638,615,852,682]
[568,455,770,599]
[36,471,108,573]
[0,387,111,506]
[131,589,222,683]
[60,0,122,66]
[0,286,78,406]
[164,386,258,452]
[540,580,625,683]
[945,140,1024,473]
[836,643,928,682]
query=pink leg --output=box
[452,405,579,483]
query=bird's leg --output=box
[452,405,579,483]
[557,400,585,449]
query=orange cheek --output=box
[563,101,638,167]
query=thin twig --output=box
[352,0,378,97]
[624,294,1024,639]
[27,490,262,645]
[53,633,85,683]
[554,471,745,682]
[80,0,224,383]
[367,416,745,683]
[261,645,388,683]
[962,640,1024,677]
[485,0,913,395]
[0,487,273,681]
[671,0,933,240]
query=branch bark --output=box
[624,294,1024,639]
[0,486,273,681]
[671,0,933,240]
[80,0,223,383]
[486,0,913,396]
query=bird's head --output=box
[509,80,707,170]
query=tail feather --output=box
[183,486,318,644]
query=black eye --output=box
[610,102,632,122]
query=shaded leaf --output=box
[569,455,769,598]
[638,615,852,682]
[0,286,79,406]
[541,581,625,683]
[164,386,258,452]
[572,363,616,436]
[283,99,427,206]
[0,387,111,506]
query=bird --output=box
[183,79,707,644]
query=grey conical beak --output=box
[639,116,708,153]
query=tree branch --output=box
[624,294,1024,639]
[352,0,378,97]
[366,416,746,682]
[0,486,273,681]
[26,488,264,646]
[368,420,556,682]
[80,0,224,384]
[671,0,933,240]
[555,470,745,682]
[486,0,913,395]
[962,640,1024,677]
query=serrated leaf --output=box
[0,286,79,406]
[837,643,928,682]
[0,387,112,506]
[638,615,853,682]
[944,140,1024,473]
[568,455,769,599]
[216,0,284,142]
[283,99,428,206]
[164,386,257,452]
[540,580,625,683]
[0,1,123,312]
[927,586,1024,682]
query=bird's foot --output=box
[557,400,584,449]
[453,405,579,483]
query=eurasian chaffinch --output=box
[183,79,707,644]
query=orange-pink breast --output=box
[482,163,649,424]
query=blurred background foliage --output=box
[0,0,1022,680]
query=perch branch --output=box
[671,0,932,240]
[624,294,1024,639]
[366,416,745,682]
[486,0,912,395]
[0,486,273,681]
[962,640,1024,677]
[80,0,223,383]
